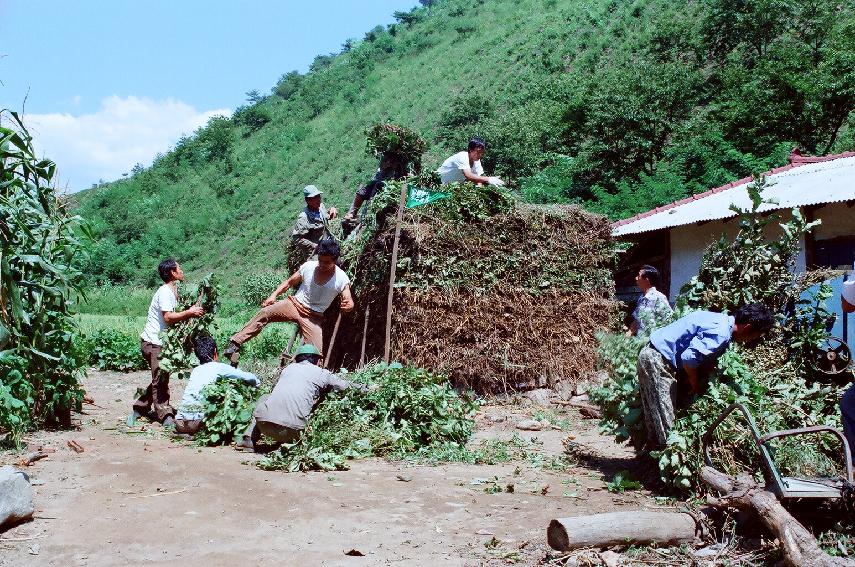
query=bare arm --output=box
[262,272,303,307]
[339,285,354,313]
[462,168,491,184]
[163,305,204,325]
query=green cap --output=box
[295,343,321,356]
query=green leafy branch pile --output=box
[337,179,618,392]
[0,111,89,444]
[591,180,846,492]
[158,274,220,381]
[194,377,261,446]
[364,123,426,171]
[259,363,478,472]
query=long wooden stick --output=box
[323,312,343,369]
[384,183,409,363]
[360,305,370,368]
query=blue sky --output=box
[0,0,418,191]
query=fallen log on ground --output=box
[701,465,855,567]
[547,510,698,551]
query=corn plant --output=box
[0,110,89,444]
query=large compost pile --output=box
[332,181,617,393]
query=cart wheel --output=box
[814,337,852,376]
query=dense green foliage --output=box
[591,183,845,491]
[80,329,146,372]
[158,275,219,381]
[678,177,819,314]
[72,0,855,286]
[194,377,260,446]
[260,363,478,472]
[0,111,89,443]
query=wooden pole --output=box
[278,325,299,370]
[360,305,370,368]
[323,312,343,369]
[547,511,698,551]
[384,182,409,363]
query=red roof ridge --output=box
[611,149,855,229]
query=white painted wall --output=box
[662,204,849,300]
[813,202,854,241]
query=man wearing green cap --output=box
[235,343,366,452]
[289,184,338,271]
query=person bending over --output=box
[235,344,367,452]
[637,303,773,449]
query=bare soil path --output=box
[1,370,662,566]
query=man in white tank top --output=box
[223,239,354,365]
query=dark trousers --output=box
[132,340,174,422]
[175,419,202,435]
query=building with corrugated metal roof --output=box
[612,149,855,346]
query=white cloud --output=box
[25,96,230,192]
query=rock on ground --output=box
[0,465,34,530]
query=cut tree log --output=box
[701,465,855,567]
[547,510,698,551]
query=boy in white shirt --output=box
[223,239,354,365]
[174,335,259,436]
[129,259,204,426]
[436,137,505,186]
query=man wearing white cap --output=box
[289,185,337,270]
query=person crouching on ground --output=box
[223,239,354,365]
[129,259,204,427]
[172,335,260,437]
[637,302,774,449]
[436,137,505,187]
[235,344,368,452]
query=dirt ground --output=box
[0,370,665,567]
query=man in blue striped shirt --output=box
[637,303,774,448]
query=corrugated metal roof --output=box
[613,154,855,237]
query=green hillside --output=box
[73,0,855,288]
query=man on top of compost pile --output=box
[289,185,338,271]
[437,137,505,186]
[342,152,408,233]
[637,303,774,449]
[223,238,353,365]
[234,343,368,452]
[173,334,259,437]
[129,259,205,428]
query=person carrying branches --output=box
[342,123,425,236]
[223,239,354,365]
[129,259,204,427]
